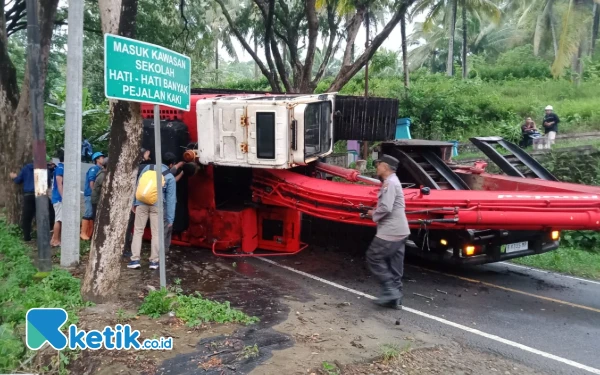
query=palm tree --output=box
[400,10,410,87]
[412,0,500,78]
[551,0,596,83]
[206,2,238,84]
[408,9,513,72]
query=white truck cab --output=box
[196,93,335,169]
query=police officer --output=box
[366,155,410,308]
[81,152,105,240]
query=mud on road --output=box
[66,240,582,375]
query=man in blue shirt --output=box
[50,151,65,247]
[10,163,35,241]
[128,152,177,270]
[81,152,105,240]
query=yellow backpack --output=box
[135,165,171,205]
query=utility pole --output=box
[25,0,51,271]
[62,0,85,267]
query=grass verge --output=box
[0,219,89,374]
[138,280,259,327]
[511,247,600,280]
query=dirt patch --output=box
[68,302,238,375]
[68,247,296,375]
[312,344,548,375]
[250,292,436,375]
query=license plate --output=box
[502,241,528,253]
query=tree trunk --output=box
[282,40,287,74]
[215,37,219,84]
[400,11,409,89]
[446,0,457,77]
[550,16,558,58]
[254,35,259,79]
[461,3,467,79]
[573,35,586,87]
[548,0,558,59]
[592,2,599,56]
[0,0,59,224]
[81,0,142,303]
[328,4,407,92]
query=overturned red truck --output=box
[140,89,600,265]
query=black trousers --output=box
[91,204,98,220]
[366,236,407,290]
[48,198,55,228]
[22,194,36,241]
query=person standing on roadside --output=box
[81,152,105,240]
[47,156,56,228]
[366,155,410,309]
[10,162,35,242]
[123,149,152,258]
[128,152,177,270]
[91,157,108,224]
[50,150,65,247]
[542,105,560,149]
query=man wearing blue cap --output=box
[81,152,105,240]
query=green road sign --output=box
[104,34,191,111]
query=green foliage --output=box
[138,288,174,318]
[320,73,600,142]
[0,219,88,374]
[115,308,136,323]
[380,343,401,362]
[470,46,552,81]
[45,87,110,157]
[217,77,272,92]
[138,287,259,327]
[561,231,600,252]
[542,151,600,186]
[0,324,25,373]
[512,247,600,280]
[321,361,340,375]
[240,344,259,359]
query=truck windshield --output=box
[304,101,332,158]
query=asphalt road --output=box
[243,246,600,375]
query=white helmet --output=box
[545,105,553,111]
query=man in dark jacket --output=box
[91,157,108,221]
[542,105,559,149]
[10,163,35,241]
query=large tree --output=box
[0,0,60,223]
[81,0,143,303]
[215,0,415,93]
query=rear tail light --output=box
[464,245,476,256]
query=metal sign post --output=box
[104,34,190,288]
[153,104,166,287]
